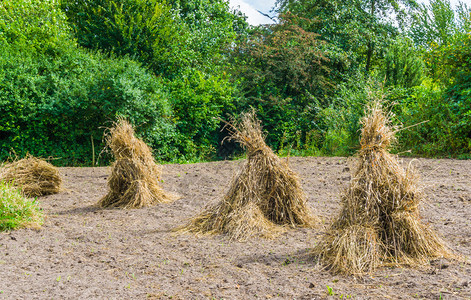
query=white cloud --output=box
[228,0,276,25]
[249,0,278,12]
[418,0,469,7]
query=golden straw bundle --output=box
[178,110,317,240]
[0,155,61,197]
[98,118,175,208]
[314,100,452,275]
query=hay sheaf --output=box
[98,119,175,209]
[178,110,317,240]
[314,101,452,275]
[0,155,61,197]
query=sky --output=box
[418,0,470,6]
[227,0,470,26]
[227,0,277,25]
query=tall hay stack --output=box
[0,155,62,197]
[178,110,317,240]
[98,119,175,208]
[314,101,452,275]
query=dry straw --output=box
[177,109,317,240]
[314,100,452,275]
[98,118,175,209]
[0,154,62,197]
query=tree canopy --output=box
[0,0,470,164]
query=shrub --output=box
[61,0,246,78]
[61,0,184,77]
[60,0,245,161]
[0,0,74,54]
[0,0,178,164]
[0,44,177,165]
[317,73,375,156]
[166,70,235,160]
[398,78,471,157]
[381,37,425,88]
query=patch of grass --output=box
[326,285,334,296]
[0,181,44,231]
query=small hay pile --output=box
[178,110,317,240]
[98,119,175,209]
[314,101,452,275]
[0,155,62,197]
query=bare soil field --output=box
[1,157,470,299]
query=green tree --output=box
[168,0,248,73]
[456,2,471,32]
[0,0,74,53]
[0,0,177,164]
[410,0,470,80]
[276,0,418,72]
[233,13,333,149]
[62,0,248,160]
[410,0,457,47]
[382,37,425,88]
[61,0,184,77]
[62,0,247,78]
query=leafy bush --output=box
[381,37,425,88]
[0,0,74,54]
[317,73,377,156]
[398,78,471,158]
[166,70,235,160]
[61,0,245,161]
[61,0,184,77]
[0,181,43,231]
[396,32,471,158]
[167,0,248,73]
[62,0,246,78]
[0,0,177,165]
[0,44,176,164]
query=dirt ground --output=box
[1,156,470,299]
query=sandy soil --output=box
[1,156,470,299]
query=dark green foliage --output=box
[166,70,235,160]
[234,13,333,151]
[0,0,176,165]
[61,0,245,161]
[0,44,176,164]
[62,0,246,77]
[61,0,183,77]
